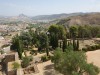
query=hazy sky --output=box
[0,0,100,16]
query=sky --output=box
[0,0,100,16]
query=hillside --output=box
[32,13,85,20]
[56,13,100,26]
[0,13,86,24]
[1,12,100,25]
[0,14,32,24]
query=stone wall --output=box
[4,52,19,63]
[8,70,17,75]
[5,54,15,62]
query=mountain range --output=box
[31,12,86,20]
[56,13,100,26]
[0,12,100,26]
[0,13,87,23]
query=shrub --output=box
[97,34,100,38]
[82,44,100,52]
[91,45,96,50]
[29,56,33,61]
[21,56,30,68]
[87,46,92,51]
[12,62,20,70]
[89,45,100,51]
[97,44,100,49]
[41,55,50,62]
[95,45,100,49]
[82,48,87,52]
[0,50,5,54]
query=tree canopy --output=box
[51,48,100,75]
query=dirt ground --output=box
[34,60,62,75]
[86,50,100,75]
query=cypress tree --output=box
[59,41,62,48]
[76,40,79,51]
[73,39,76,51]
[68,41,71,46]
[17,39,23,59]
[46,34,49,56]
[62,38,67,52]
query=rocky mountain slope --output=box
[56,13,100,26]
